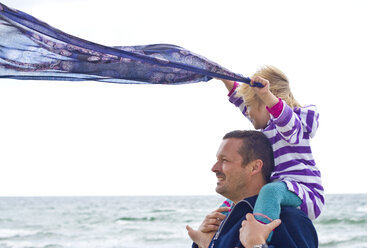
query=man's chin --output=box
[215,186,226,195]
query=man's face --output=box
[211,138,252,203]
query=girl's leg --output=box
[253,181,302,242]
[219,198,233,215]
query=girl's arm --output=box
[252,76,305,144]
[251,76,278,108]
[219,78,249,119]
[270,102,319,144]
[220,79,235,92]
[227,82,250,119]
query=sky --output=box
[0,0,366,196]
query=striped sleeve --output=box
[297,105,319,138]
[272,103,319,144]
[228,85,249,118]
[272,101,303,144]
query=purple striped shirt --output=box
[228,87,324,220]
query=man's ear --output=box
[250,159,263,175]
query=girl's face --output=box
[247,101,270,130]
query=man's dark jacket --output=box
[193,195,318,248]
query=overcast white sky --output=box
[1,0,366,196]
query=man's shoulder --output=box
[280,206,311,223]
[271,206,318,248]
[281,206,307,215]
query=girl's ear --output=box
[251,159,263,175]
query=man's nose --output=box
[211,161,220,172]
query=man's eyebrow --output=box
[218,155,228,159]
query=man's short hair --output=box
[223,130,274,182]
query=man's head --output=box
[212,130,274,203]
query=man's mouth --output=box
[216,173,225,182]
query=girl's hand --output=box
[199,207,229,233]
[251,76,278,108]
[251,76,270,96]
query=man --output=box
[187,130,318,248]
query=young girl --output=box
[220,65,324,242]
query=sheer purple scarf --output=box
[0,3,252,85]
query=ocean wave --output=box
[357,206,367,214]
[33,231,65,239]
[0,228,37,239]
[0,229,66,241]
[150,209,175,213]
[1,195,366,248]
[0,218,13,224]
[115,216,157,222]
[42,245,64,248]
[143,231,177,242]
[320,236,367,247]
[316,216,367,225]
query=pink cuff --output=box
[227,82,239,96]
[266,98,283,118]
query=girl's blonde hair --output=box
[237,65,301,108]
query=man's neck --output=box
[232,193,258,205]
[231,182,265,204]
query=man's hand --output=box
[186,225,215,248]
[199,207,229,233]
[239,213,281,247]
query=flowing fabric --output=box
[0,3,252,85]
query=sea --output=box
[0,194,366,248]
